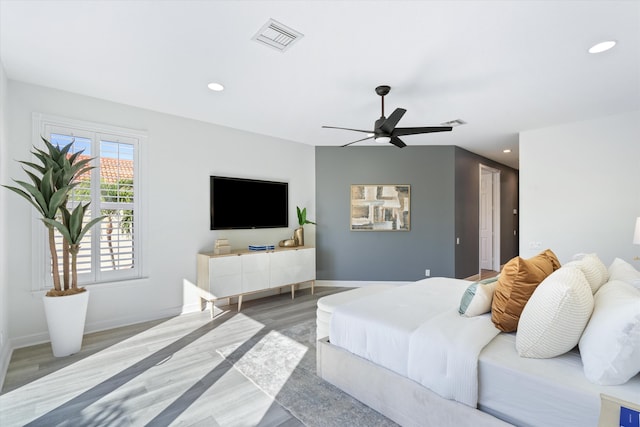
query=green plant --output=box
[3,137,105,296]
[296,206,316,227]
[43,204,105,290]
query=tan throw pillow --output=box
[491,249,561,332]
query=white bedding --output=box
[330,277,499,407]
[478,333,640,427]
[408,310,500,406]
[327,277,640,426]
[330,278,466,376]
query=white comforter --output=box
[330,277,501,407]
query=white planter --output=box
[42,290,90,357]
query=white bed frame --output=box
[317,337,513,427]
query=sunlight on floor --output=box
[217,329,309,422]
[0,310,278,425]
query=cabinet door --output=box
[209,256,242,298]
[241,252,270,293]
[269,250,296,288]
[294,248,315,283]
[269,248,316,288]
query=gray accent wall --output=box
[316,146,457,281]
[316,145,518,282]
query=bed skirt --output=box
[316,337,513,427]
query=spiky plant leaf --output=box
[13,180,48,214]
[48,187,71,217]
[19,160,47,175]
[40,169,54,205]
[69,203,85,236]
[23,169,42,187]
[77,215,106,242]
[2,185,45,215]
[296,206,316,226]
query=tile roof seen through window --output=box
[75,155,133,183]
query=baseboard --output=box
[315,280,409,288]
[0,340,13,391]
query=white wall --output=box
[520,110,640,266]
[5,80,315,348]
[0,60,11,384]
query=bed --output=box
[317,273,640,427]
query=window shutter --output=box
[36,117,143,288]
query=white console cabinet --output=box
[197,247,315,315]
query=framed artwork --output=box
[350,184,410,231]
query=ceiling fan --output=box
[322,85,454,148]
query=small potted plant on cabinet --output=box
[3,137,105,356]
[294,206,315,246]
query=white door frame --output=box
[479,164,501,275]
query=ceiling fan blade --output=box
[392,126,453,137]
[322,125,374,134]
[379,108,407,134]
[341,135,375,147]
[390,136,406,148]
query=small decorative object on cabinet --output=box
[196,247,315,317]
[294,206,315,246]
[214,238,231,255]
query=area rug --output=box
[216,319,397,427]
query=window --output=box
[33,114,147,288]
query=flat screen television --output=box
[210,176,288,230]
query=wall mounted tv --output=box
[210,176,289,230]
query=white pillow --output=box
[579,280,640,385]
[516,267,594,358]
[608,257,640,290]
[563,253,609,294]
[458,277,499,317]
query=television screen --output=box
[210,176,288,230]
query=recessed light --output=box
[588,41,616,54]
[503,149,512,153]
[207,82,225,91]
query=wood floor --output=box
[0,287,375,427]
[464,269,500,282]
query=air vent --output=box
[441,119,467,127]
[252,19,303,52]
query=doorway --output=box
[479,165,501,278]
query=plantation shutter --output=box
[42,124,141,287]
[98,137,137,278]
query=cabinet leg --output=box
[291,284,295,299]
[311,280,315,295]
[238,295,243,312]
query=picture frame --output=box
[350,184,410,231]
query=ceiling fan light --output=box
[375,136,391,144]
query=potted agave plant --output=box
[294,206,315,246]
[3,137,105,356]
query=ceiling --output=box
[1,1,639,170]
